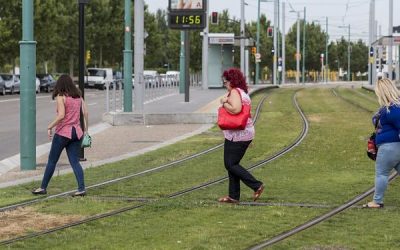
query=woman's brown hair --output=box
[52,74,82,99]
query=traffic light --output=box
[251,47,256,55]
[211,12,218,25]
[267,27,273,37]
[369,47,374,57]
[85,50,91,65]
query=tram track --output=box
[1,89,309,246]
[248,87,398,249]
[0,87,273,214]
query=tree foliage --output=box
[0,3,369,76]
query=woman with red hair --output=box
[218,68,264,203]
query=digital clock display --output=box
[169,13,205,29]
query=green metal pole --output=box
[179,31,185,94]
[19,0,37,170]
[302,7,306,84]
[255,0,260,85]
[123,0,133,111]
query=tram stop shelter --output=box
[207,33,235,88]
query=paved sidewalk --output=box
[0,88,227,188]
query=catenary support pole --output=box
[282,2,285,84]
[388,0,393,80]
[184,31,190,102]
[326,16,329,83]
[240,0,245,75]
[255,0,260,85]
[296,12,300,84]
[277,0,280,84]
[273,0,278,85]
[123,0,132,111]
[371,1,376,84]
[302,7,306,84]
[134,0,144,112]
[201,0,209,89]
[368,0,373,85]
[20,0,37,170]
[348,24,351,81]
[179,31,185,94]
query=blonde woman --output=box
[363,78,400,208]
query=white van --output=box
[86,68,113,90]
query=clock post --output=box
[168,0,206,102]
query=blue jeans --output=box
[41,127,85,192]
[373,142,400,204]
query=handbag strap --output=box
[229,88,243,102]
[81,98,88,132]
[373,113,380,130]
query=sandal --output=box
[31,188,47,195]
[72,191,86,197]
[253,184,265,201]
[362,201,384,209]
[218,196,239,204]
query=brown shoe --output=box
[253,184,265,201]
[218,196,239,204]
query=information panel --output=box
[168,0,206,30]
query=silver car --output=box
[0,74,20,94]
[0,75,5,95]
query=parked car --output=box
[143,70,160,87]
[14,75,40,93]
[37,74,56,92]
[113,71,123,89]
[0,74,20,94]
[0,75,5,95]
[166,71,180,86]
[86,68,113,90]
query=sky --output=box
[145,0,399,43]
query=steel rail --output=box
[0,87,275,213]
[248,87,397,249]
[1,88,308,246]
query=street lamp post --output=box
[289,5,305,84]
[313,17,329,83]
[78,0,89,161]
[255,0,273,85]
[339,24,351,81]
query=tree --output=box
[0,0,22,72]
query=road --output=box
[0,89,107,160]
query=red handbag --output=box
[217,89,251,130]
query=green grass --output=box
[4,87,400,249]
